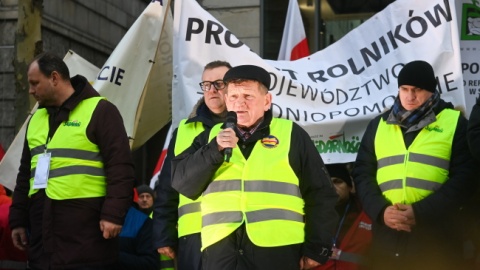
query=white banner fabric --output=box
[173,0,465,164]
[93,0,172,149]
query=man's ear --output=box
[50,71,61,87]
[264,92,272,111]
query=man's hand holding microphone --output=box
[217,111,238,162]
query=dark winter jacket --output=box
[352,99,477,269]
[117,206,159,270]
[9,75,135,269]
[468,101,480,162]
[171,109,339,265]
[152,98,224,250]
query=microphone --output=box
[224,111,237,162]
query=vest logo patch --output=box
[64,120,81,127]
[425,125,443,133]
[261,135,279,148]
[358,221,372,231]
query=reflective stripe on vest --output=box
[175,119,205,237]
[27,97,106,199]
[201,118,305,250]
[160,256,175,270]
[374,109,459,204]
[320,210,372,269]
[336,211,371,266]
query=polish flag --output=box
[149,124,173,189]
[278,0,310,60]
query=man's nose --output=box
[407,91,416,99]
[235,97,246,105]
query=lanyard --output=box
[333,201,351,247]
[44,136,52,153]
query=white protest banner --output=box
[173,0,465,163]
[456,0,480,117]
[93,0,172,149]
[64,50,100,83]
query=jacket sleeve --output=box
[90,100,135,225]
[171,131,224,200]
[290,123,338,265]
[118,218,160,270]
[412,115,478,223]
[153,129,180,249]
[352,116,391,224]
[9,138,33,229]
[468,103,480,161]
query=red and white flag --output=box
[278,0,310,60]
[149,124,173,189]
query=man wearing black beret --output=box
[171,65,338,269]
[353,60,477,269]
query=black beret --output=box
[223,65,271,89]
[397,60,437,92]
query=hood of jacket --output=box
[186,97,227,129]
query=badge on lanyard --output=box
[33,151,51,189]
[331,247,342,260]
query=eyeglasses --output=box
[199,80,226,92]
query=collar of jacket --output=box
[44,75,100,121]
[185,97,222,129]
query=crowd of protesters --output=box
[2,53,480,270]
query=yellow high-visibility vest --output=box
[175,119,205,237]
[375,109,459,204]
[27,97,106,199]
[202,118,305,250]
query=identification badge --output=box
[33,152,51,189]
[331,247,342,260]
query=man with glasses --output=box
[170,65,338,270]
[153,60,232,270]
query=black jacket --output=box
[352,99,477,269]
[117,206,159,270]
[152,98,224,250]
[171,109,339,264]
[9,75,135,269]
[468,101,480,162]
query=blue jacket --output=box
[117,206,159,270]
